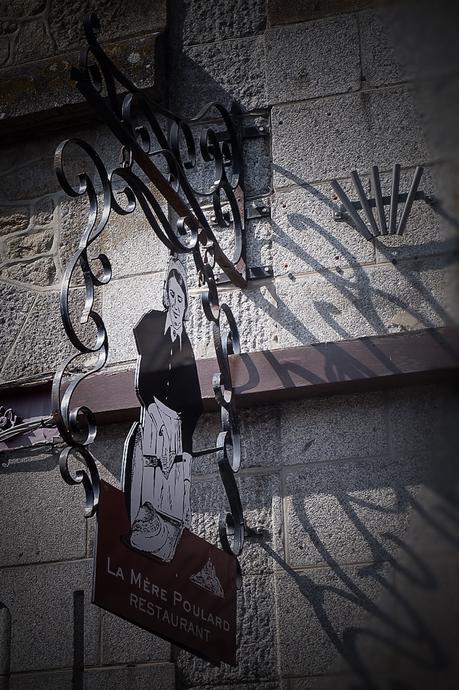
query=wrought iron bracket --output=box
[214,265,273,285]
[0,406,21,430]
[246,199,271,220]
[51,13,249,561]
[241,124,270,139]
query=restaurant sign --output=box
[94,481,237,664]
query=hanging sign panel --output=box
[93,480,237,665]
[92,255,238,665]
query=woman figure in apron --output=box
[121,254,203,562]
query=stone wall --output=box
[1,383,458,688]
[1,0,459,382]
[0,1,458,689]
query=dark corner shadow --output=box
[259,539,446,690]
[255,486,452,690]
[244,424,459,688]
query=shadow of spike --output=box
[371,165,387,235]
[351,170,380,237]
[397,165,423,235]
[330,179,373,241]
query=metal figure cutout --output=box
[121,255,202,562]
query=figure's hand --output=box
[159,424,170,445]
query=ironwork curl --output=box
[53,15,246,559]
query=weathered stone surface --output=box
[32,197,54,226]
[0,604,10,676]
[177,572,279,686]
[271,182,375,276]
[380,0,459,84]
[103,273,164,364]
[9,671,73,690]
[268,0,375,25]
[0,559,99,672]
[0,21,17,36]
[14,20,52,64]
[280,390,387,465]
[369,254,459,334]
[6,229,54,259]
[275,564,396,677]
[387,382,458,461]
[274,255,459,347]
[49,0,166,52]
[284,457,410,568]
[0,1,45,18]
[168,36,266,118]
[1,288,100,382]
[0,447,86,567]
[101,610,170,664]
[0,282,35,372]
[0,158,58,201]
[0,256,57,287]
[0,34,162,124]
[289,678,361,690]
[272,87,431,188]
[213,678,290,690]
[392,555,459,690]
[0,36,10,66]
[102,195,170,279]
[188,281,277,358]
[360,7,411,87]
[85,664,176,690]
[374,166,459,263]
[169,0,266,47]
[0,206,29,235]
[191,471,283,573]
[266,16,360,105]
[416,75,459,169]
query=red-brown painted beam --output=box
[1,328,458,429]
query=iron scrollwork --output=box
[52,14,245,559]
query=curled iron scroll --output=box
[52,15,246,556]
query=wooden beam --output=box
[1,328,458,431]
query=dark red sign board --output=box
[93,480,237,665]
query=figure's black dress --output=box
[133,309,203,454]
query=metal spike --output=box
[389,164,400,235]
[371,166,387,236]
[331,179,373,241]
[397,166,423,236]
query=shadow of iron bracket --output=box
[215,265,273,285]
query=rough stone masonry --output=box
[0,1,458,689]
